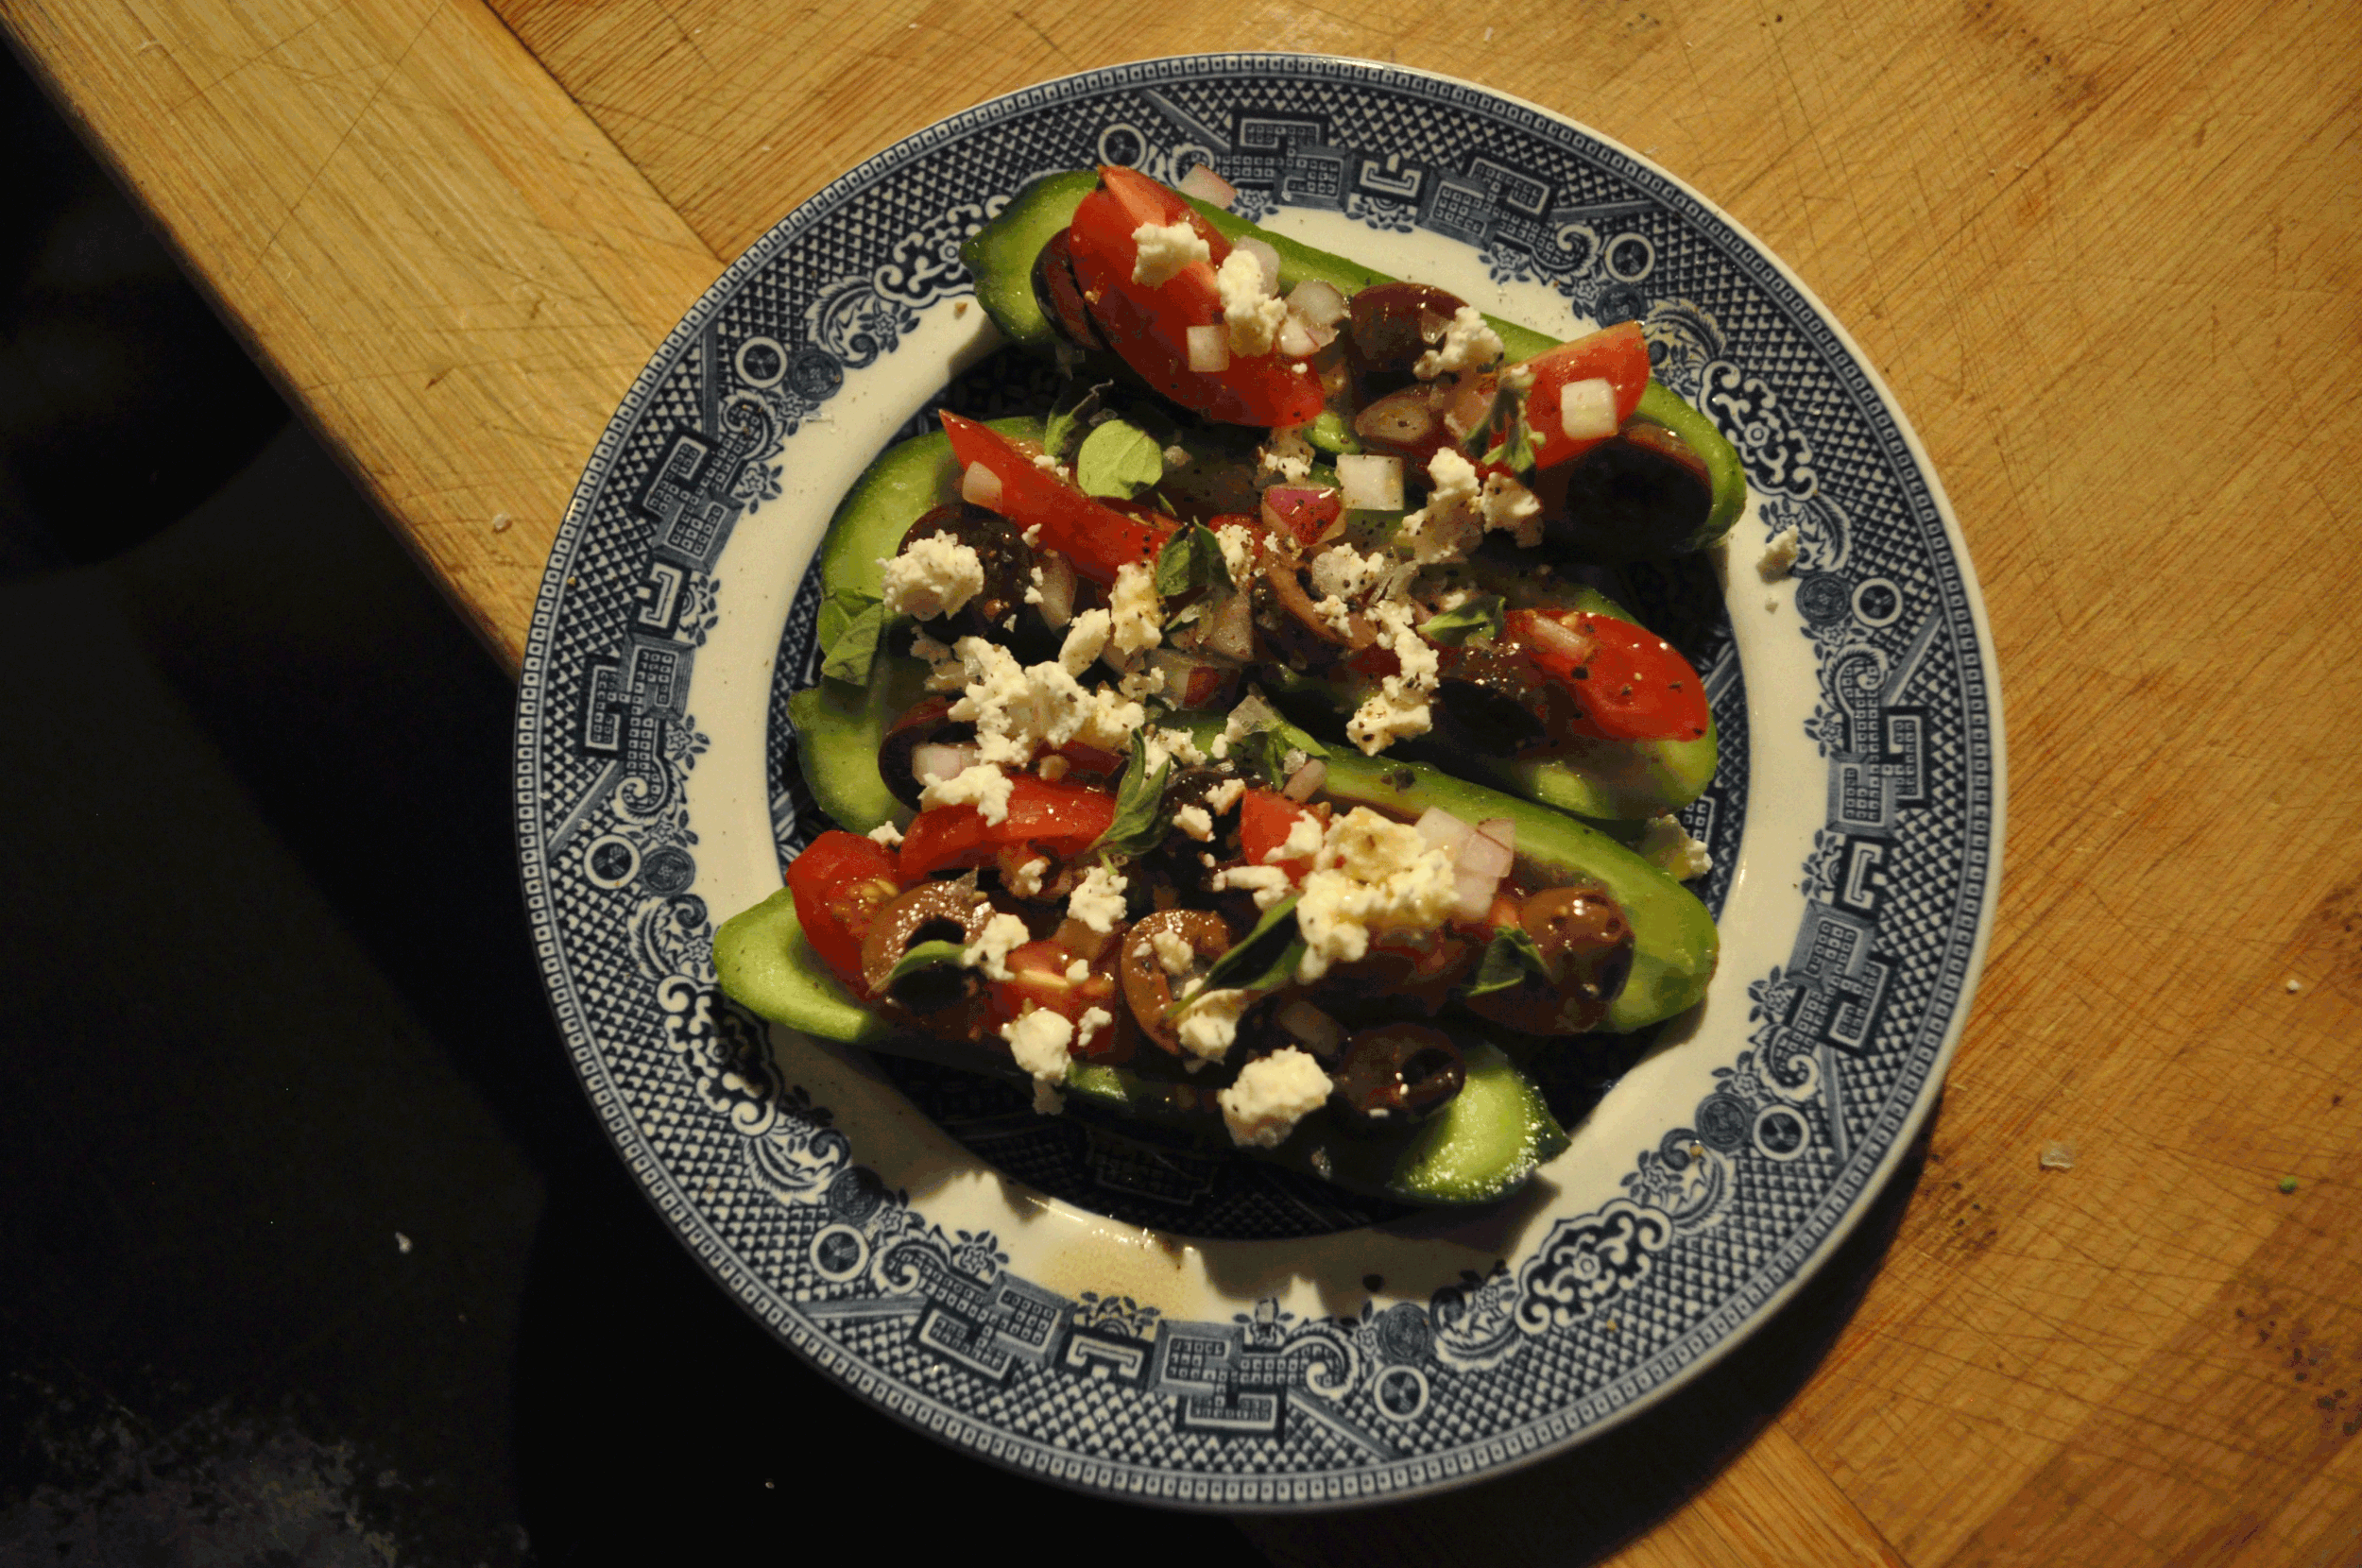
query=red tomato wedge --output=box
[1065,167,1327,430]
[1515,321,1653,471]
[897,775,1120,880]
[1238,789,1323,880]
[784,830,903,990]
[939,411,1170,584]
[1506,608,1711,742]
[992,940,1121,1027]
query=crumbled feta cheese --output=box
[879,533,985,622]
[1394,447,1485,565]
[1413,305,1504,382]
[1067,865,1129,934]
[1132,219,1210,287]
[1074,1005,1114,1054]
[1257,423,1315,486]
[1214,522,1259,583]
[1059,606,1112,675]
[1757,526,1801,581]
[1309,544,1390,605]
[1217,1047,1333,1147]
[1143,726,1207,775]
[1174,986,1254,1064]
[1217,248,1287,357]
[1037,754,1070,781]
[1211,863,1293,908]
[946,636,1144,766]
[1480,471,1544,549]
[1001,1008,1073,1114]
[1499,361,1536,395]
[866,821,905,848]
[919,762,1014,824]
[1266,812,1324,865]
[1209,735,1230,759]
[1108,562,1163,657]
[963,912,1032,980]
[1206,777,1246,815]
[1175,804,1214,841]
[1640,814,1713,881]
[1008,856,1052,897]
[1163,444,1191,468]
[1292,808,1460,981]
[1117,663,1166,700]
[1065,958,1091,982]
[1149,926,1197,977]
[911,631,966,692]
[1346,599,1440,755]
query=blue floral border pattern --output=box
[516,57,1996,1508]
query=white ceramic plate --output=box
[516,54,2003,1509]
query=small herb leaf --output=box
[1420,594,1505,647]
[819,588,886,684]
[1464,926,1549,998]
[1043,380,1108,468]
[1474,384,1539,473]
[1090,730,1172,858]
[1154,520,1234,599]
[1076,418,1165,499]
[1174,895,1306,1014]
[884,938,971,990]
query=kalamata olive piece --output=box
[1462,886,1635,1035]
[1031,227,1105,350]
[1539,418,1717,561]
[1331,1023,1464,1131]
[877,695,975,810]
[1346,281,1467,378]
[1258,538,1374,652]
[859,881,995,1012]
[1120,909,1234,1056]
[898,503,1035,640]
[1433,643,1549,753]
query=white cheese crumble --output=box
[1346,599,1440,754]
[1394,447,1485,565]
[1174,986,1254,1064]
[1480,470,1544,549]
[1211,863,1294,909]
[1206,777,1246,815]
[1256,423,1315,486]
[1174,804,1215,841]
[1074,1005,1113,1054]
[1413,305,1504,382]
[1214,522,1259,583]
[1266,811,1325,865]
[1059,606,1112,675]
[910,631,966,692]
[1108,562,1163,657]
[1757,526,1801,581]
[1149,926,1197,977]
[1640,814,1713,881]
[1143,726,1207,775]
[1217,1048,1333,1148]
[962,912,1032,980]
[1008,856,1052,897]
[1067,865,1129,934]
[1217,248,1287,357]
[1292,808,1460,982]
[1065,958,1091,982]
[1036,754,1070,782]
[879,533,985,622]
[919,762,1014,824]
[866,821,904,848]
[1131,219,1210,287]
[946,636,1143,767]
[1001,1008,1073,1114]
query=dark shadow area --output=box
[1241,1114,1934,1567]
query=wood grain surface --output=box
[8,1,2356,1561]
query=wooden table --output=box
[9,2,2354,1561]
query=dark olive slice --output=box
[1030,227,1105,351]
[1119,909,1234,1056]
[897,503,1035,640]
[876,695,974,811]
[1346,281,1467,377]
[1463,885,1635,1035]
[1542,418,1716,560]
[1434,643,1550,753]
[1331,1023,1465,1132]
[859,882,995,1012]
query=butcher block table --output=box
[9,2,2355,1562]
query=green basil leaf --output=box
[1153,520,1233,600]
[884,938,971,990]
[1420,593,1505,647]
[1043,380,1108,468]
[1090,730,1172,859]
[1464,926,1549,999]
[1225,728,1292,791]
[1175,895,1306,1014]
[1474,383,1539,473]
[819,591,886,685]
[1076,418,1165,499]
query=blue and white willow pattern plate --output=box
[515,55,2003,1508]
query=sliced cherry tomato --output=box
[938,411,1169,584]
[992,940,1123,1027]
[1066,167,1327,430]
[1515,322,1653,471]
[1506,608,1711,742]
[1238,789,1324,880]
[1261,486,1342,549]
[897,775,1120,880]
[784,830,903,987]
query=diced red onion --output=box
[1415,807,1474,857]
[1201,589,1256,661]
[1238,238,1280,296]
[1187,324,1230,372]
[1354,385,1439,447]
[1336,453,1405,511]
[1275,997,1344,1058]
[1281,758,1326,802]
[1523,612,1593,664]
[1146,649,1231,709]
[1560,377,1618,440]
[1276,317,1319,359]
[1177,163,1237,208]
[1464,820,1516,879]
[1261,486,1343,548]
[960,461,1001,509]
[1451,868,1500,923]
[1035,549,1076,629]
[1286,280,1347,329]
[912,741,979,785]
